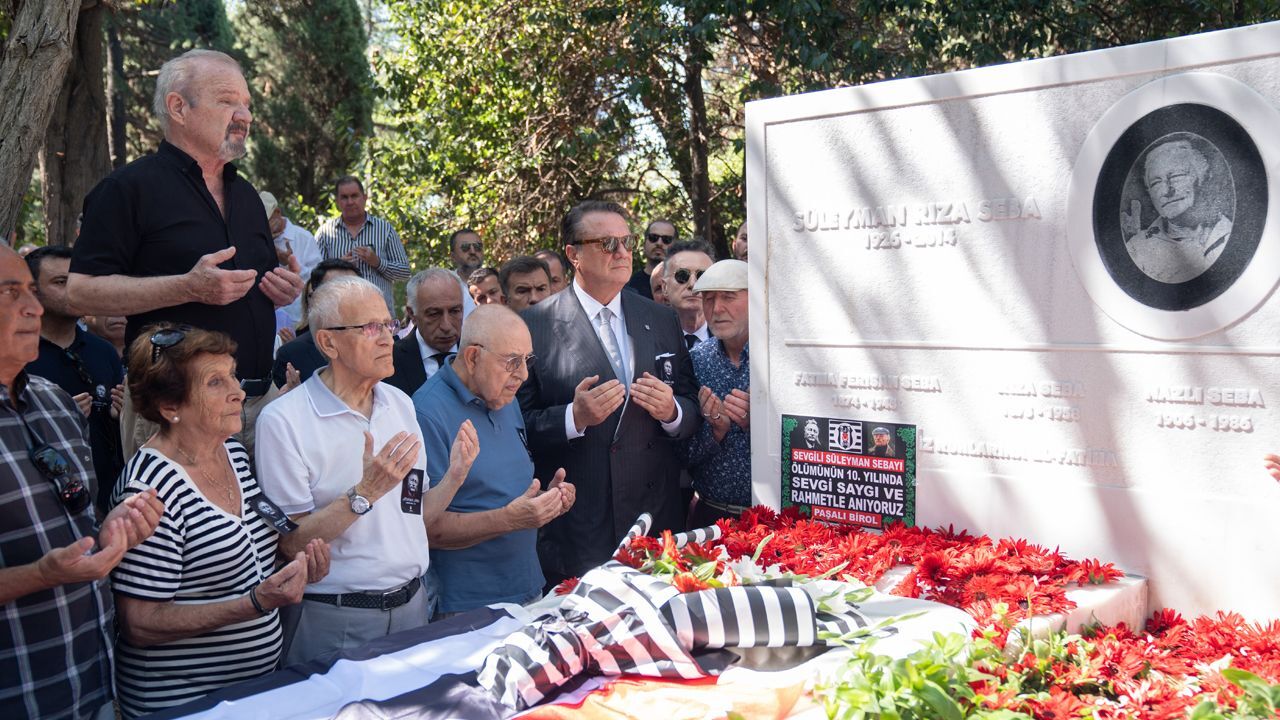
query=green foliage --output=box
[234,0,374,215]
[371,0,1271,271]
[1189,668,1280,719]
[109,0,238,161]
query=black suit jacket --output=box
[518,286,699,581]
[386,331,429,397]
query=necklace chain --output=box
[176,445,236,508]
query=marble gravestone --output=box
[746,22,1280,618]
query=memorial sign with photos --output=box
[746,22,1280,617]
[780,415,917,529]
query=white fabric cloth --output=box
[274,219,322,327]
[254,374,430,594]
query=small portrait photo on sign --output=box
[789,416,828,451]
[865,425,898,458]
[1092,103,1267,311]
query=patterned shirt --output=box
[0,372,114,720]
[679,340,751,506]
[314,213,411,312]
[111,440,281,718]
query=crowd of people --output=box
[1,49,752,719]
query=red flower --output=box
[1022,686,1089,719]
[670,571,710,593]
[553,577,580,595]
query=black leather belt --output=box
[304,576,421,611]
[239,377,272,398]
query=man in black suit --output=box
[386,268,464,396]
[518,201,700,585]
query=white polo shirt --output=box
[254,373,430,594]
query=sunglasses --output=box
[458,242,482,253]
[150,326,188,363]
[673,268,706,286]
[474,344,536,373]
[645,232,675,245]
[30,443,90,514]
[326,320,401,338]
[574,235,636,254]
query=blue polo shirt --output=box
[411,362,542,613]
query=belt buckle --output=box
[379,586,401,611]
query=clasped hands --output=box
[698,386,750,443]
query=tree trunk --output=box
[683,8,722,257]
[41,0,109,247]
[106,10,127,169]
[0,0,81,237]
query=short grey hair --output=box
[664,239,716,277]
[459,304,524,349]
[1146,139,1210,186]
[153,49,243,133]
[307,276,383,331]
[405,267,461,313]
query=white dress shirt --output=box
[564,280,683,439]
[416,333,457,382]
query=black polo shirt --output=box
[26,327,126,513]
[71,140,277,380]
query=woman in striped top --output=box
[110,325,330,718]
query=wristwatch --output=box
[347,486,372,515]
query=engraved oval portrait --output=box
[1092,103,1265,312]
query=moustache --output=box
[226,123,249,136]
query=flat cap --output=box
[693,259,748,293]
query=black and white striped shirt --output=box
[110,440,281,719]
[315,213,411,311]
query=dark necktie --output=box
[685,334,699,350]
[430,352,450,372]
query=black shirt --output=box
[71,140,277,380]
[27,327,126,513]
[624,268,655,300]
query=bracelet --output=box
[248,585,269,616]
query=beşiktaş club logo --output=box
[828,421,862,453]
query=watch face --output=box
[349,493,371,515]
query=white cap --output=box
[693,259,747,292]
[259,191,279,218]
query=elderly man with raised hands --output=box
[254,276,478,664]
[682,260,752,527]
[413,305,574,616]
[68,49,304,459]
[0,246,164,720]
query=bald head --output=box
[455,305,532,410]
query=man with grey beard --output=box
[69,49,303,457]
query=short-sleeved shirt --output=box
[0,373,114,720]
[254,373,430,594]
[110,439,280,718]
[71,140,278,381]
[27,327,125,511]
[412,363,542,613]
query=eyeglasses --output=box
[473,344,536,373]
[325,320,401,338]
[150,326,188,363]
[458,242,482,253]
[574,235,636,254]
[645,232,675,245]
[30,443,90,514]
[673,268,706,286]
